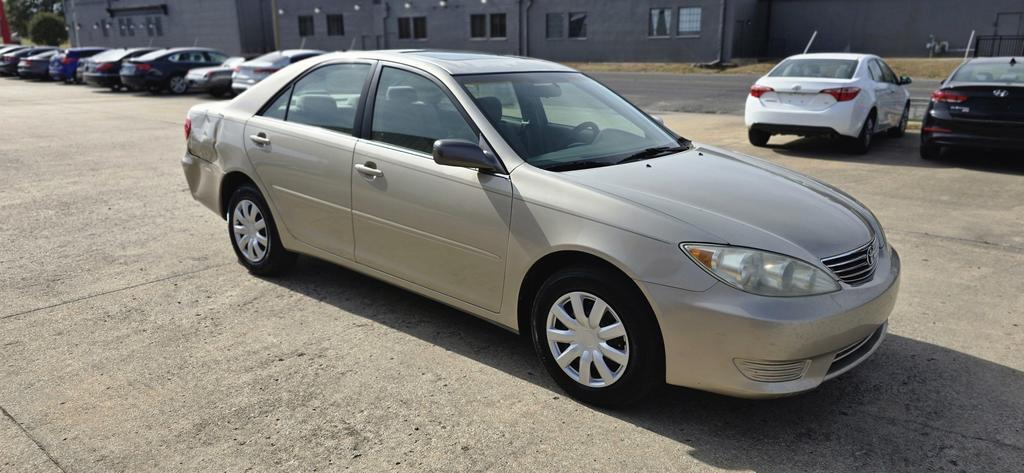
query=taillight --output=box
[931,90,967,103]
[233,66,241,72]
[821,87,861,102]
[185,117,192,140]
[61,56,73,65]
[96,62,114,72]
[750,85,774,98]
[253,68,278,74]
[135,63,152,72]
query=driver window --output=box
[370,67,477,154]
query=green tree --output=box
[4,0,63,37]
[27,11,66,46]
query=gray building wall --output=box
[64,0,257,55]
[765,0,1024,58]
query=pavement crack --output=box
[0,263,231,321]
[1,404,69,473]
[888,229,1024,254]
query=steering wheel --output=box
[569,121,601,146]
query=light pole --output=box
[270,0,280,50]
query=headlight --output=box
[681,244,840,297]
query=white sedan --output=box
[744,53,912,153]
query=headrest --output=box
[475,96,502,122]
[386,85,418,103]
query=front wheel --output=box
[531,266,663,407]
[168,75,189,95]
[227,185,295,276]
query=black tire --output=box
[888,103,910,138]
[167,74,189,95]
[530,265,663,407]
[748,128,770,147]
[849,112,876,154]
[226,185,295,276]
[920,142,942,160]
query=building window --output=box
[101,22,109,38]
[678,7,701,35]
[154,16,163,36]
[470,14,486,38]
[546,13,564,39]
[568,12,587,39]
[327,14,344,36]
[117,18,126,37]
[489,13,506,38]
[471,13,505,39]
[649,8,671,37]
[399,16,427,40]
[299,15,315,37]
[127,18,135,37]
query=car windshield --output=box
[458,72,685,171]
[951,61,1024,84]
[769,59,859,79]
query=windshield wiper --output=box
[543,160,611,172]
[615,144,689,165]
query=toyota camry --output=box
[182,50,899,406]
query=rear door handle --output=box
[355,163,383,177]
[249,133,271,145]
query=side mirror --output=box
[899,76,913,85]
[432,139,501,172]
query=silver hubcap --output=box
[232,200,268,263]
[170,77,187,93]
[546,291,630,388]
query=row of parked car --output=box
[0,44,326,98]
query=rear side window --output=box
[769,59,858,79]
[867,61,882,81]
[262,88,291,120]
[283,63,372,134]
[207,52,228,64]
[370,67,477,154]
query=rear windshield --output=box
[135,49,170,62]
[90,49,127,62]
[251,52,284,63]
[951,62,1024,84]
[769,59,859,79]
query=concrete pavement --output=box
[1,78,1021,472]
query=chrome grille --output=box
[821,239,877,285]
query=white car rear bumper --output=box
[744,95,870,138]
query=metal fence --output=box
[974,36,1024,57]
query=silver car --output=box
[182,50,899,406]
[231,49,325,95]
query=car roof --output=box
[783,53,875,61]
[316,49,575,75]
[281,49,326,56]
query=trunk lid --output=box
[754,78,857,112]
[942,83,1024,122]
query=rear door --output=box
[875,59,905,126]
[243,61,375,259]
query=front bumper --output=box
[644,246,900,398]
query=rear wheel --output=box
[168,75,189,95]
[888,103,910,138]
[227,185,295,276]
[748,129,770,147]
[531,266,662,407]
[849,113,876,154]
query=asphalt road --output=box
[590,72,942,115]
[1,78,1022,472]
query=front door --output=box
[351,65,512,312]
[243,61,374,259]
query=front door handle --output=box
[249,133,271,146]
[355,163,383,178]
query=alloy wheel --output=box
[546,291,630,388]
[169,76,188,94]
[231,199,268,263]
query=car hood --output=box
[558,145,874,259]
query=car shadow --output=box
[767,134,1024,176]
[265,256,1023,472]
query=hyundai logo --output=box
[993,89,1010,98]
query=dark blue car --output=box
[48,47,107,83]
